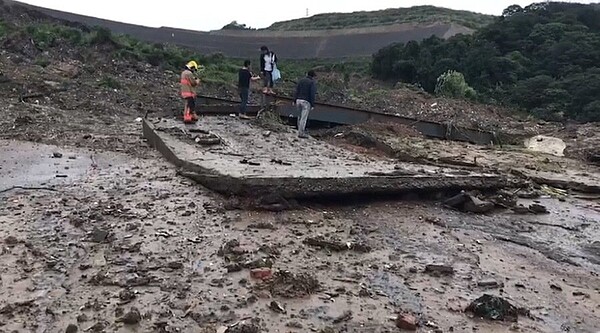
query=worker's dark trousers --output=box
[239,87,249,114]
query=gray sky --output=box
[18,0,600,31]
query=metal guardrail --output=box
[197,95,499,145]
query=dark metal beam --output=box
[197,95,499,145]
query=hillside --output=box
[3,0,481,59]
[371,1,600,123]
[268,5,495,31]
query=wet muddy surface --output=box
[1,138,598,333]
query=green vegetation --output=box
[13,19,369,90]
[268,6,494,31]
[25,24,84,49]
[435,70,476,100]
[221,21,254,30]
[372,2,600,122]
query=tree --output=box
[435,70,477,100]
[370,2,600,122]
[221,21,253,30]
[502,5,523,18]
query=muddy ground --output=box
[1,135,599,333]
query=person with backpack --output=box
[260,45,278,95]
[293,70,317,139]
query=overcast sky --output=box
[17,0,600,31]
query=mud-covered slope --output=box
[4,0,471,59]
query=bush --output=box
[435,70,477,99]
[89,27,113,45]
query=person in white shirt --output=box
[260,45,277,95]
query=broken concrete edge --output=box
[510,169,600,194]
[143,119,509,199]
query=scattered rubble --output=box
[255,270,320,298]
[303,236,372,253]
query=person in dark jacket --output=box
[260,45,277,95]
[238,60,260,119]
[293,70,317,138]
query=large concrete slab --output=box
[143,117,507,198]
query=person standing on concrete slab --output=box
[238,60,261,119]
[181,60,201,124]
[293,70,317,139]
[260,46,277,95]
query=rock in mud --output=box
[250,268,273,280]
[53,152,63,158]
[332,310,353,324]
[463,196,495,214]
[477,280,503,289]
[444,192,494,213]
[118,307,142,325]
[118,289,136,303]
[465,294,529,322]
[90,227,110,243]
[65,324,78,333]
[4,235,19,245]
[424,264,454,277]
[86,321,108,332]
[512,205,531,215]
[225,318,261,333]
[257,194,290,212]
[529,203,549,214]
[167,261,184,269]
[396,314,418,331]
[269,300,286,314]
[76,313,89,323]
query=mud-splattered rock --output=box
[477,280,503,288]
[269,300,286,314]
[466,294,529,322]
[396,314,418,330]
[286,321,303,329]
[65,324,78,333]
[332,310,353,324]
[424,264,454,277]
[529,203,549,214]
[250,268,272,280]
[90,227,110,243]
[119,289,136,303]
[226,318,261,333]
[76,313,89,323]
[4,235,19,245]
[167,261,184,270]
[119,307,142,325]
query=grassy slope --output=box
[267,5,495,31]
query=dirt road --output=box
[1,138,598,333]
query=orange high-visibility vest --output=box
[181,69,197,98]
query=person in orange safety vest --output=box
[181,61,201,123]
